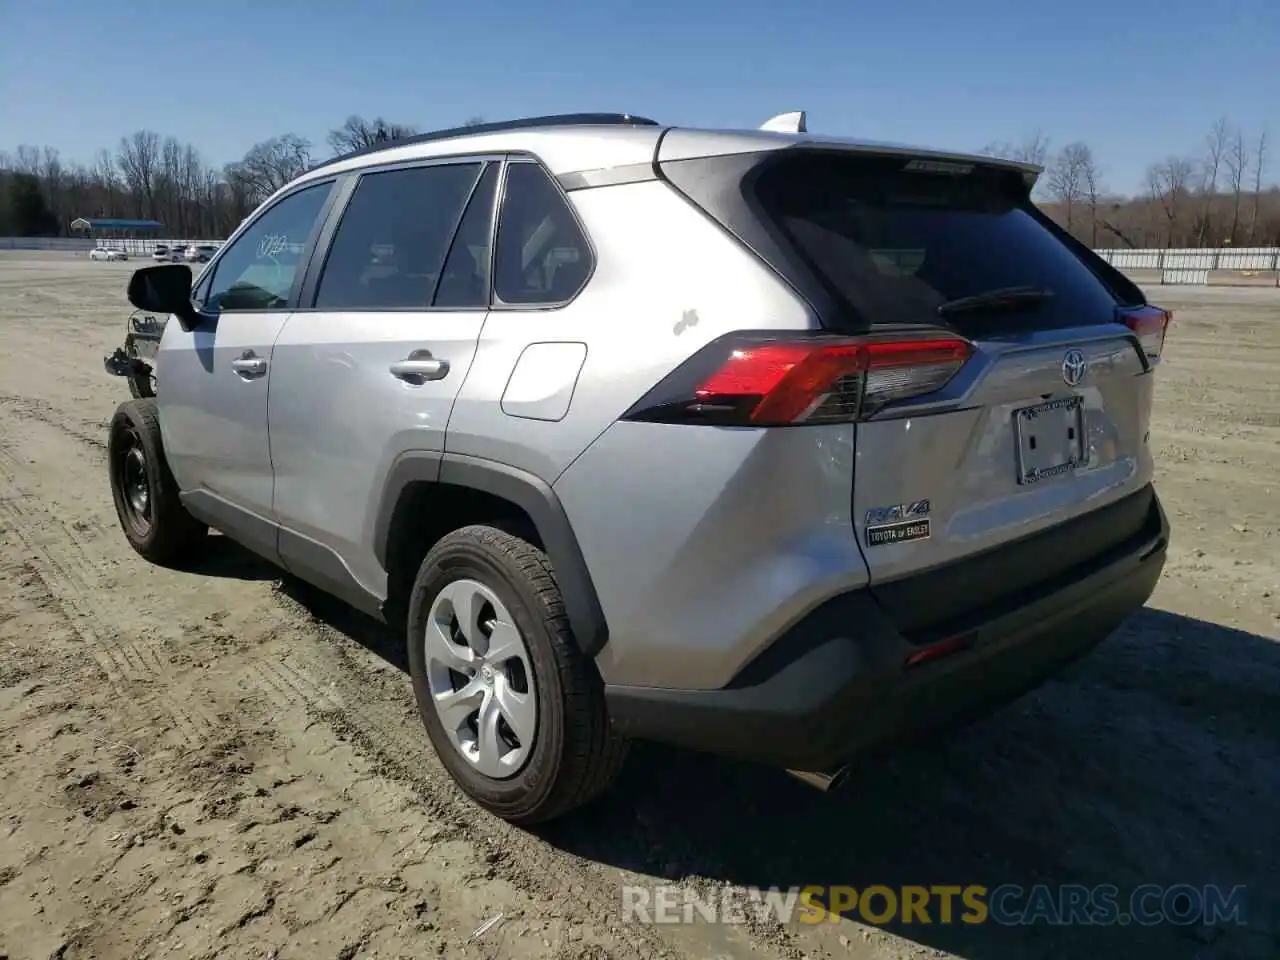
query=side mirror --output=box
[127,264,201,332]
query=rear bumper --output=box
[604,486,1169,772]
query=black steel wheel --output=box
[107,399,207,566]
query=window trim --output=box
[295,153,504,314]
[430,161,502,310]
[489,156,597,312]
[196,177,340,315]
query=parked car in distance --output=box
[185,244,218,263]
[151,244,174,262]
[104,111,1172,826]
[89,246,128,261]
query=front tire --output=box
[107,399,207,566]
[407,525,627,825]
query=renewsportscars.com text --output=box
[621,883,1248,927]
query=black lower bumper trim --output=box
[604,488,1169,772]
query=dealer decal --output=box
[866,518,931,547]
[865,499,931,547]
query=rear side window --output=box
[494,161,592,305]
[315,162,482,310]
[434,163,499,309]
[751,152,1122,333]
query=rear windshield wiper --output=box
[936,285,1055,317]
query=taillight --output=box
[1119,304,1171,362]
[622,331,973,426]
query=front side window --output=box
[493,161,592,305]
[313,162,483,310]
[204,182,332,312]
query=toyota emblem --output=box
[1062,349,1087,387]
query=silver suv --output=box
[105,112,1172,824]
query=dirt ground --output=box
[0,252,1276,960]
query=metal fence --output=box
[1094,247,1280,286]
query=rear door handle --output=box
[390,351,450,384]
[231,353,268,379]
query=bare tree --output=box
[980,130,1052,167]
[1046,142,1093,232]
[979,131,1052,198]
[1224,128,1250,244]
[326,115,419,156]
[1249,127,1268,243]
[1145,156,1195,247]
[92,149,118,191]
[116,130,161,220]
[1078,147,1106,246]
[226,134,314,206]
[12,145,42,176]
[1195,117,1230,245]
[39,147,65,231]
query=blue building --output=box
[70,217,163,242]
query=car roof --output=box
[291,112,1039,191]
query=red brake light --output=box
[1120,305,1171,362]
[624,332,973,427]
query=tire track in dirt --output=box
[0,413,218,745]
[0,393,108,451]
[0,377,780,957]
[248,594,770,960]
[0,401,740,959]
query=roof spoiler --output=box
[759,111,807,134]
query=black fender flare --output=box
[373,452,609,658]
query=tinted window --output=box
[314,163,482,310]
[494,161,592,305]
[433,164,498,308]
[752,152,1121,333]
[205,183,331,312]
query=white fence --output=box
[0,236,95,252]
[0,236,222,255]
[1095,247,1280,286]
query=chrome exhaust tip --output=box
[787,767,851,792]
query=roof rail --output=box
[309,113,661,173]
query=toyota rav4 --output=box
[105,112,1171,824]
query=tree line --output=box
[983,118,1274,248]
[1,113,1275,249]
[0,114,486,240]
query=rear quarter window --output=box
[751,152,1127,335]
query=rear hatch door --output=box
[743,149,1166,638]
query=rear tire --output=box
[407,525,627,825]
[107,399,207,566]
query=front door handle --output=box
[231,352,268,379]
[390,350,450,384]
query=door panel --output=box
[157,178,335,538]
[266,158,497,598]
[159,313,291,524]
[267,310,486,594]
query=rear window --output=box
[751,152,1126,334]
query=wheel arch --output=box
[374,452,609,658]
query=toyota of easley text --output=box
[104,111,1171,824]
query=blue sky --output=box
[2,0,1277,196]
